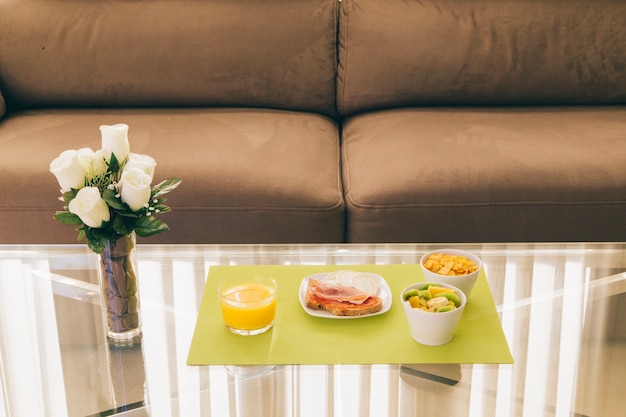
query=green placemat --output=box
[187,264,513,365]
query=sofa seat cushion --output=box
[342,107,626,242]
[0,108,344,244]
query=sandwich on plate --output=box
[305,270,382,316]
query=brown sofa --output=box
[1,0,625,245]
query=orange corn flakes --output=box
[423,253,478,276]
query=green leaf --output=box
[135,215,169,237]
[62,190,78,205]
[151,178,182,199]
[108,152,121,174]
[121,213,141,220]
[89,227,110,240]
[88,237,106,254]
[115,210,140,218]
[103,189,125,210]
[54,211,83,226]
[113,215,136,236]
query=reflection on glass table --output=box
[0,243,624,417]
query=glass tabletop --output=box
[1,243,624,417]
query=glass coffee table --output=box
[1,243,624,417]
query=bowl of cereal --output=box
[420,249,482,298]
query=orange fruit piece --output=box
[428,286,455,298]
[408,296,422,309]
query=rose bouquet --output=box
[50,123,181,341]
[50,123,181,254]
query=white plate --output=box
[298,271,392,319]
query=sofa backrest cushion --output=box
[0,0,339,117]
[337,0,626,116]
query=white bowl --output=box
[420,249,482,298]
[400,282,467,346]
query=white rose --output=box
[77,148,108,179]
[68,187,111,228]
[125,153,156,181]
[100,123,130,163]
[119,168,152,211]
[92,149,109,175]
[76,148,95,168]
[50,150,86,192]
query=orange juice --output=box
[219,283,277,332]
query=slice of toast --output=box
[305,283,383,316]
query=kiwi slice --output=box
[437,292,462,307]
[417,289,431,300]
[419,282,441,291]
[403,289,420,300]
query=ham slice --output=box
[308,279,371,305]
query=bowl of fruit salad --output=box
[420,249,481,298]
[400,282,467,346]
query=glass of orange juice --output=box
[218,275,277,336]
